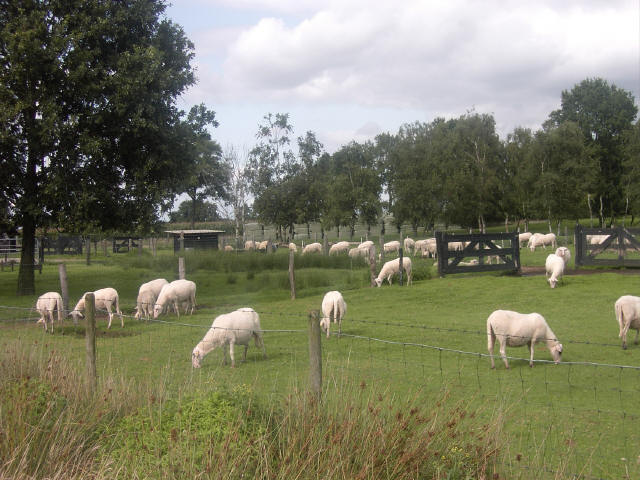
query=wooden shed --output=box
[165,230,225,253]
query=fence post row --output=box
[308,310,322,402]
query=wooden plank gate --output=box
[436,231,520,277]
[574,225,640,267]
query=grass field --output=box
[2,245,640,478]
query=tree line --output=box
[1,0,638,295]
[246,78,639,241]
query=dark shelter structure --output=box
[165,230,224,253]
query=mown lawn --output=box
[1,246,640,478]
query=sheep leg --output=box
[254,333,267,359]
[229,341,236,368]
[499,342,509,369]
[487,335,496,369]
[242,344,248,362]
[528,342,534,367]
[107,308,113,329]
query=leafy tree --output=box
[178,104,230,229]
[532,122,597,228]
[547,78,637,224]
[0,0,199,294]
[622,121,640,224]
[503,128,538,231]
[442,113,502,232]
[169,200,221,223]
[324,142,381,238]
[295,132,327,237]
[246,113,298,239]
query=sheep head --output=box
[548,277,558,289]
[192,347,203,368]
[550,343,563,364]
[374,278,383,288]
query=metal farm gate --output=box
[435,232,520,277]
[575,225,640,267]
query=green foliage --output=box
[107,387,264,475]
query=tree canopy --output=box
[0,0,203,294]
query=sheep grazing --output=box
[358,240,374,250]
[244,240,256,250]
[348,246,369,258]
[487,309,563,369]
[528,232,557,252]
[383,240,401,254]
[587,234,610,245]
[374,257,413,287]
[403,237,415,255]
[518,232,532,247]
[329,241,350,255]
[71,287,123,328]
[288,242,297,252]
[35,292,63,333]
[554,247,571,268]
[302,242,322,254]
[135,278,169,321]
[415,238,437,258]
[320,291,347,338]
[545,253,565,289]
[448,241,465,252]
[224,245,234,252]
[257,240,269,251]
[614,295,640,349]
[153,279,196,319]
[191,307,266,368]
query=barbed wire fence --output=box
[1,299,639,478]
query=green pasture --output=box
[2,246,640,478]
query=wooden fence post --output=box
[398,247,404,286]
[58,263,70,319]
[179,231,185,252]
[178,257,185,280]
[85,236,91,266]
[138,237,143,256]
[369,245,377,287]
[289,249,296,300]
[85,292,97,393]
[323,235,328,256]
[309,310,322,402]
[379,234,385,263]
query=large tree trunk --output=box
[17,213,36,295]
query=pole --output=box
[85,292,97,393]
[289,249,296,300]
[398,247,404,286]
[178,257,185,280]
[309,310,322,402]
[58,263,70,321]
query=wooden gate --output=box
[435,232,520,277]
[574,225,640,267]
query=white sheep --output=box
[487,309,563,368]
[448,241,465,252]
[348,246,368,258]
[614,295,640,349]
[545,253,565,288]
[35,292,63,333]
[224,245,234,252]
[244,240,256,250]
[288,242,297,252]
[518,232,532,247]
[358,240,374,250]
[374,257,413,287]
[554,247,571,268]
[320,291,347,338]
[587,234,610,245]
[329,241,350,255]
[71,287,123,328]
[257,240,269,251]
[135,278,168,321]
[528,233,556,251]
[383,240,401,254]
[191,307,266,368]
[403,237,415,255]
[153,279,196,319]
[415,238,437,258]
[302,242,323,254]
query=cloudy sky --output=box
[166,0,639,155]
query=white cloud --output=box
[174,0,639,151]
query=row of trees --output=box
[246,78,639,241]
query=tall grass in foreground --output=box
[0,343,503,479]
